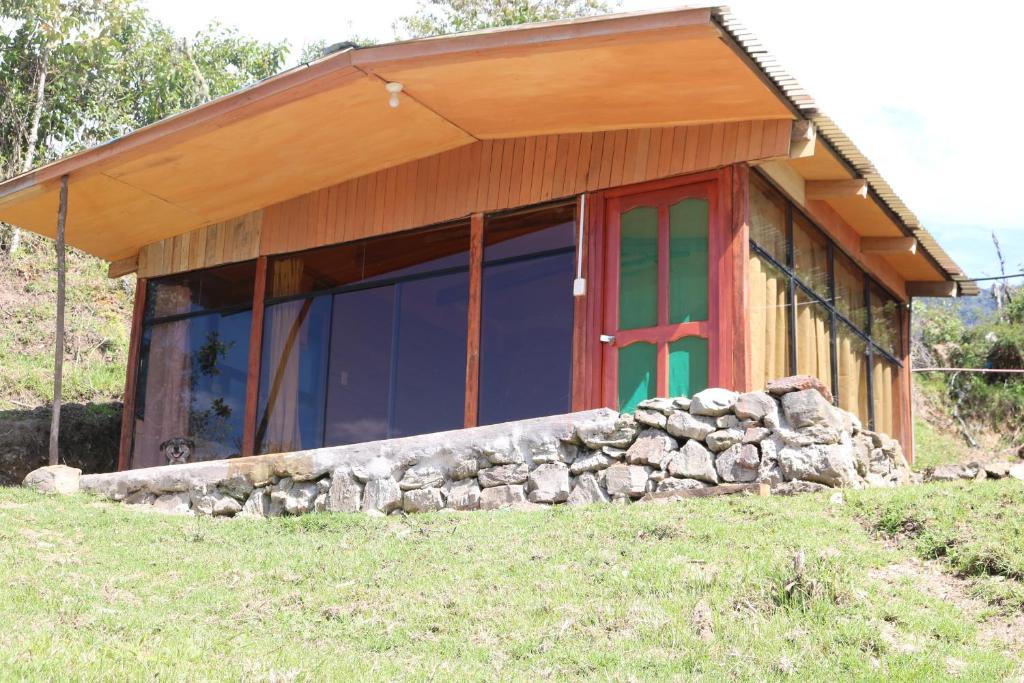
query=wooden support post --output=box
[860,237,917,255]
[805,179,868,200]
[464,213,484,428]
[117,277,148,471]
[906,281,958,298]
[107,253,139,279]
[49,174,69,467]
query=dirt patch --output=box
[870,555,1023,658]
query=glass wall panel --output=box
[836,324,869,424]
[145,261,255,320]
[619,206,659,330]
[870,284,902,356]
[257,297,331,454]
[132,308,251,467]
[618,342,657,414]
[390,272,469,437]
[323,287,395,445]
[668,198,709,323]
[793,213,830,296]
[749,254,791,389]
[479,205,575,425]
[871,356,899,437]
[749,178,787,262]
[668,337,708,398]
[834,251,867,329]
[795,290,832,386]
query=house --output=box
[0,7,974,471]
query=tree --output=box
[0,0,288,254]
[394,0,615,39]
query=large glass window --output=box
[257,222,470,454]
[748,173,906,434]
[132,262,255,468]
[478,204,576,425]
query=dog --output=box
[160,437,195,465]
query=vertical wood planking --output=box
[464,213,484,428]
[117,277,148,470]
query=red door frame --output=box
[579,166,746,411]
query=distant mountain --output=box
[917,286,1000,327]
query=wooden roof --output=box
[0,5,972,293]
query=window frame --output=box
[748,171,904,431]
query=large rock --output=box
[781,389,843,431]
[403,487,445,513]
[285,481,319,515]
[566,473,609,506]
[577,414,640,450]
[772,480,830,496]
[733,391,778,423]
[22,464,81,495]
[924,463,981,482]
[689,389,739,417]
[399,464,445,491]
[624,429,677,468]
[569,451,615,475]
[665,411,716,441]
[715,444,760,483]
[190,486,242,517]
[361,478,402,514]
[480,484,528,510]
[637,397,677,416]
[478,463,529,488]
[766,375,833,403]
[327,468,363,513]
[777,441,859,488]
[706,429,743,453]
[444,479,481,510]
[667,440,718,484]
[240,488,271,517]
[657,477,708,493]
[527,463,570,503]
[1009,464,1024,482]
[634,408,668,429]
[604,464,649,498]
[152,491,192,514]
[448,454,479,481]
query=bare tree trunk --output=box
[180,39,211,104]
[9,49,49,256]
[49,174,68,467]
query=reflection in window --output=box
[479,205,575,425]
[870,284,902,356]
[836,324,869,422]
[793,213,829,296]
[133,307,251,468]
[872,356,899,437]
[834,251,867,329]
[749,178,787,263]
[795,290,832,384]
[669,198,709,323]
[749,253,790,389]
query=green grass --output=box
[913,417,974,471]
[1,484,1021,681]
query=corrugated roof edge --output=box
[712,6,978,296]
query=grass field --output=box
[1,480,1022,681]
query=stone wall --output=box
[53,377,909,517]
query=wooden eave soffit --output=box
[907,281,958,298]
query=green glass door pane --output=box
[668,336,708,398]
[669,198,709,323]
[619,206,658,330]
[618,342,657,413]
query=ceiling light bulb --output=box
[385,82,403,108]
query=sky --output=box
[142,0,1024,282]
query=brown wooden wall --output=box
[137,211,262,278]
[260,121,791,256]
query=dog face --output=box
[160,437,195,465]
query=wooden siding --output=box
[137,211,262,278]
[260,121,791,256]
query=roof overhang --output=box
[0,5,973,295]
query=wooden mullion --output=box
[464,213,484,428]
[117,277,148,471]
[241,256,268,457]
[570,194,588,412]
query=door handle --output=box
[599,334,615,344]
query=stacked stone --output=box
[61,375,911,518]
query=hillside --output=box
[1,481,1021,679]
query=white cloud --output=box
[143,0,1024,277]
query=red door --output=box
[600,175,724,412]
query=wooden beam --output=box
[464,213,484,428]
[117,277,148,471]
[861,237,917,255]
[907,281,958,298]
[789,120,815,158]
[805,179,868,200]
[107,253,139,278]
[49,175,69,467]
